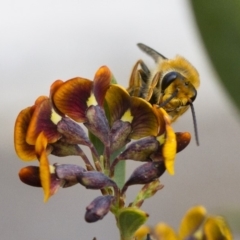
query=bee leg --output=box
[145,72,161,102]
[127,60,145,97]
[139,60,151,83]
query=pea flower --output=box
[14,65,193,240]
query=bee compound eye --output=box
[161,71,178,92]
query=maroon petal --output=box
[53,77,93,122]
[93,66,111,106]
[26,97,61,145]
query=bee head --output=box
[161,71,197,105]
[160,71,199,145]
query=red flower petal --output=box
[93,66,111,106]
[53,77,93,122]
[26,98,61,145]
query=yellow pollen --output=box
[51,108,62,124]
[87,92,98,107]
[121,109,133,123]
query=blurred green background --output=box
[191,0,240,111]
[190,0,240,235]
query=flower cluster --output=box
[134,206,232,240]
[14,66,191,238]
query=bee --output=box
[127,43,200,145]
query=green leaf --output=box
[190,0,240,111]
[110,150,125,189]
[118,207,149,240]
[88,132,104,155]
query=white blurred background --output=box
[1,0,240,239]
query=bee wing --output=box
[137,43,167,63]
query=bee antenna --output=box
[158,89,178,108]
[189,101,200,146]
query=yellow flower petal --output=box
[14,106,37,161]
[178,206,206,239]
[154,222,179,240]
[203,216,233,240]
[134,225,151,240]
[35,132,51,202]
[160,108,176,175]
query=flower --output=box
[14,96,62,201]
[134,206,233,240]
[14,65,192,238]
[18,163,87,195]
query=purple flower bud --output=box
[84,105,110,146]
[110,120,131,153]
[57,117,91,146]
[51,140,83,157]
[55,164,86,188]
[85,195,114,223]
[77,171,116,190]
[122,162,165,193]
[117,136,159,161]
